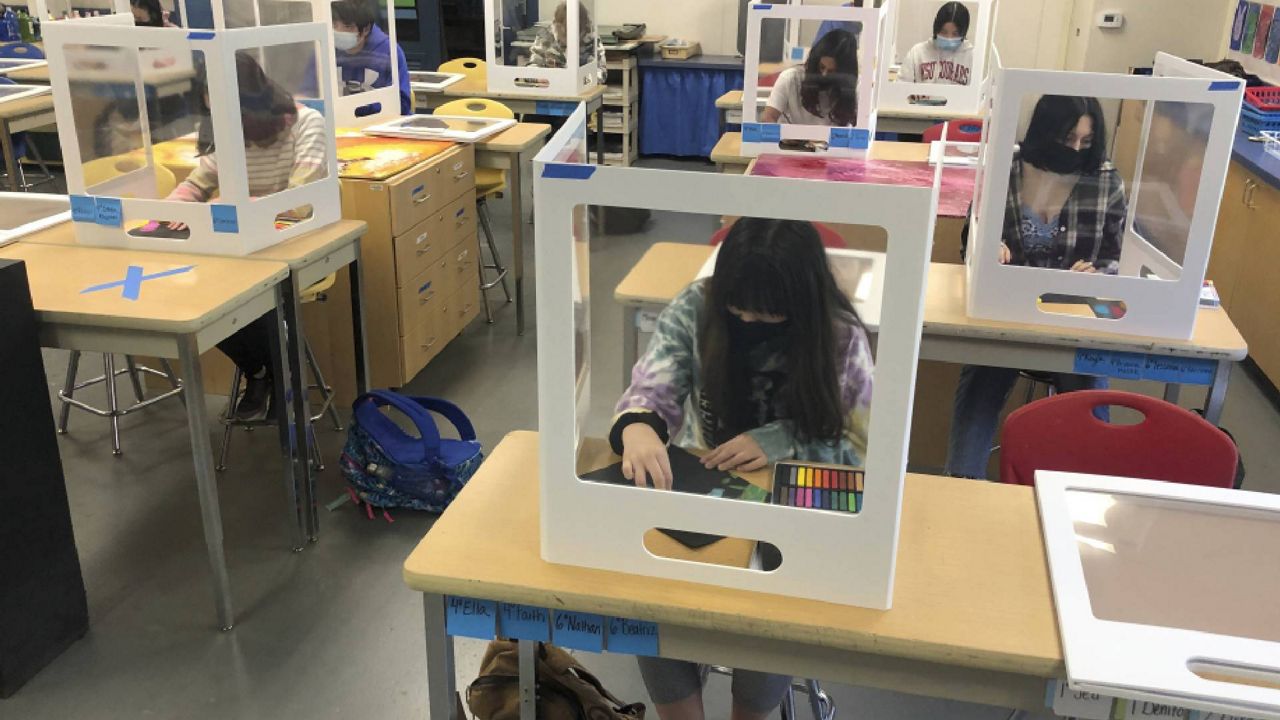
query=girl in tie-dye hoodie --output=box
[609,217,874,492]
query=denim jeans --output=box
[945,365,1109,479]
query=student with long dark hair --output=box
[129,0,171,26]
[947,94,1127,479]
[900,1,973,85]
[761,28,859,127]
[611,219,873,719]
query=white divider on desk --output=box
[44,21,341,256]
[483,0,601,96]
[533,104,939,610]
[1036,472,1280,719]
[741,2,887,159]
[29,0,127,22]
[876,0,996,118]
[966,52,1243,340]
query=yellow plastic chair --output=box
[437,57,487,83]
[435,98,514,323]
[57,158,183,455]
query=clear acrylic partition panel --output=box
[890,0,978,75]
[259,0,314,24]
[42,0,116,19]
[493,0,534,68]
[756,15,865,129]
[63,44,204,203]
[330,0,394,99]
[0,194,68,230]
[236,43,329,225]
[576,210,885,551]
[577,0,595,67]
[1066,489,1280,643]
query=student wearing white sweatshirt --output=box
[899,1,974,87]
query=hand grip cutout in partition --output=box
[1038,293,1128,321]
[643,529,783,573]
[1188,658,1280,693]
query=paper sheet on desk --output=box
[697,246,885,331]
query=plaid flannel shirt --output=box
[1002,153,1128,273]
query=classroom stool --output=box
[56,352,185,456]
[433,98,514,324]
[1018,370,1059,404]
[705,665,835,720]
[215,276,343,473]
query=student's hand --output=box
[702,434,768,472]
[999,242,1011,264]
[168,221,188,232]
[621,423,673,490]
[1070,260,1097,273]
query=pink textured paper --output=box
[750,154,976,218]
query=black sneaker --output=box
[233,375,272,422]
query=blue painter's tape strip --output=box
[418,280,433,295]
[298,98,325,113]
[847,128,871,149]
[541,163,596,179]
[500,604,551,643]
[742,122,763,143]
[94,197,123,227]
[210,204,239,234]
[606,617,659,656]
[552,611,605,652]
[752,3,772,8]
[1142,355,1217,385]
[760,123,782,142]
[446,596,498,640]
[790,46,805,61]
[70,195,96,223]
[535,100,574,116]
[186,31,215,40]
[829,127,854,148]
[1209,80,1241,91]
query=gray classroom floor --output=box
[7,158,1280,719]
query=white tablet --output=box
[0,192,70,246]
[408,71,465,92]
[0,83,50,105]
[0,58,46,76]
[362,114,517,144]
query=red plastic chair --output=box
[921,119,984,144]
[999,390,1238,488]
[710,221,847,249]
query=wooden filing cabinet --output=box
[338,144,480,391]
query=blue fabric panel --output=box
[640,68,743,158]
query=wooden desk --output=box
[4,64,49,84]
[0,240,293,630]
[0,92,55,191]
[715,133,943,173]
[716,89,977,135]
[404,431,1062,719]
[616,244,1247,426]
[710,132,748,173]
[412,76,606,165]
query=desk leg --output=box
[423,593,458,720]
[1,120,19,192]
[518,639,536,720]
[595,106,606,165]
[281,275,318,542]
[1204,360,1232,425]
[510,149,527,336]
[623,305,639,389]
[268,292,306,553]
[349,238,371,395]
[178,334,235,631]
[1162,383,1181,405]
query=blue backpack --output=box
[339,390,484,520]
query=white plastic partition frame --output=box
[965,54,1242,340]
[742,2,886,158]
[45,22,341,255]
[30,0,127,21]
[876,0,996,117]
[533,108,938,609]
[1036,471,1280,719]
[484,0,599,96]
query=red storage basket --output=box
[1245,86,1280,111]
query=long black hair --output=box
[1021,94,1108,174]
[130,0,164,26]
[700,219,861,444]
[193,53,299,156]
[801,28,858,127]
[933,1,970,38]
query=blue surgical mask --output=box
[934,36,963,52]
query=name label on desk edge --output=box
[1073,349,1217,386]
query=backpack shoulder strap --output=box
[411,396,478,441]
[352,390,442,462]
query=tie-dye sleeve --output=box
[744,321,874,466]
[613,282,704,440]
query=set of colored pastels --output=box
[771,461,864,513]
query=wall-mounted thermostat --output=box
[1096,10,1124,28]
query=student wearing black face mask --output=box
[761,28,859,127]
[608,218,873,720]
[947,94,1127,480]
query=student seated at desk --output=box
[332,0,412,115]
[947,94,1127,479]
[163,53,329,420]
[610,218,873,720]
[527,1,605,78]
[899,1,973,87]
[130,0,176,26]
[761,29,859,127]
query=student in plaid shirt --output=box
[947,95,1127,479]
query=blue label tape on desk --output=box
[445,596,498,640]
[552,611,605,652]
[94,197,123,227]
[829,127,870,149]
[606,617,659,657]
[760,124,782,142]
[70,195,96,223]
[500,604,551,642]
[1142,355,1217,385]
[742,123,763,143]
[1073,349,1143,380]
[211,205,239,234]
[535,101,574,117]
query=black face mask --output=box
[727,313,790,347]
[1023,142,1086,176]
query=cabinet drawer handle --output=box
[459,303,473,317]
[456,250,469,263]
[416,244,433,256]
[414,193,433,205]
[421,337,438,350]
[454,171,470,181]
[1245,179,1259,210]
[419,290,436,305]
[452,161,465,171]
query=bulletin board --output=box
[1228,0,1280,86]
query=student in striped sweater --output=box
[167,53,330,420]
